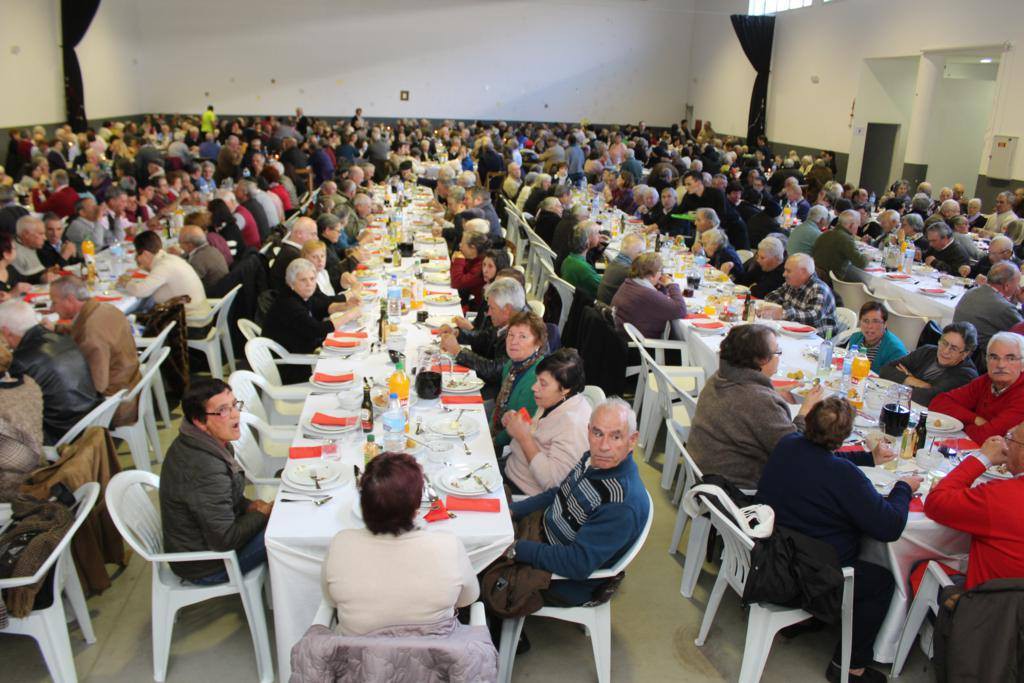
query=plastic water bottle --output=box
[109,240,125,277]
[816,327,834,380]
[868,192,877,211]
[839,343,858,395]
[386,275,402,325]
[381,392,407,452]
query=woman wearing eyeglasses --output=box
[843,302,907,373]
[687,324,825,490]
[159,379,272,585]
[879,321,979,407]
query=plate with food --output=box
[912,265,936,275]
[417,235,446,246]
[442,375,485,394]
[433,463,501,496]
[983,463,1013,481]
[422,260,450,272]
[885,273,912,281]
[282,461,351,492]
[425,293,461,306]
[927,412,963,434]
[423,315,457,328]
[423,272,451,285]
[427,414,482,438]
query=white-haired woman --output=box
[701,228,744,279]
[261,258,360,384]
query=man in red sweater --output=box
[930,332,1024,442]
[37,169,79,218]
[924,423,1024,589]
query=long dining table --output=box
[264,212,514,680]
[674,281,972,663]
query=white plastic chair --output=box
[883,300,929,351]
[43,389,128,462]
[736,249,754,263]
[891,560,955,677]
[136,320,177,428]
[830,272,872,314]
[186,284,241,379]
[237,318,262,342]
[539,260,575,332]
[0,482,100,683]
[233,411,288,499]
[228,369,308,430]
[693,497,855,683]
[312,598,488,629]
[621,322,692,454]
[244,337,317,390]
[834,306,858,344]
[666,421,712,598]
[581,384,606,409]
[111,347,170,472]
[105,471,273,683]
[497,491,654,683]
[646,355,703,491]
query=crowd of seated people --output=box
[6,107,1024,682]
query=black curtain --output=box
[61,0,101,132]
[730,14,775,146]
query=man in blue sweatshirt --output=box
[506,397,650,606]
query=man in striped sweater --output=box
[507,397,650,606]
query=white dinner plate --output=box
[433,463,501,496]
[858,466,899,495]
[283,461,351,491]
[422,261,450,272]
[442,375,485,394]
[423,272,451,285]
[776,323,818,338]
[305,418,360,435]
[927,412,963,434]
[428,414,482,438]
[425,293,461,306]
[424,315,456,328]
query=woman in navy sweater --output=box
[757,397,921,683]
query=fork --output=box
[456,426,472,455]
[281,496,333,506]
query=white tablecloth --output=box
[265,237,513,681]
[863,270,964,325]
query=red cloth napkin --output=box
[431,364,469,373]
[331,331,368,340]
[57,269,74,276]
[836,443,865,453]
[323,338,359,349]
[771,378,801,389]
[692,321,725,329]
[430,328,444,336]
[446,496,501,513]
[356,264,369,271]
[886,273,911,280]
[909,497,924,513]
[124,235,134,242]
[441,395,484,405]
[518,407,532,424]
[423,499,451,523]
[782,324,814,333]
[289,445,322,459]
[685,313,710,319]
[93,295,122,302]
[933,437,979,451]
[425,289,454,297]
[23,292,48,301]
[312,372,354,384]
[131,271,148,279]
[920,288,946,294]
[311,412,357,427]
[864,267,885,273]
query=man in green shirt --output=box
[788,204,830,256]
[560,223,602,299]
[200,105,217,135]
[812,209,870,283]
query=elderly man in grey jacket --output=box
[160,379,271,584]
[597,232,645,304]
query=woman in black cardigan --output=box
[261,258,360,384]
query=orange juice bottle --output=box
[851,349,871,383]
[388,360,410,401]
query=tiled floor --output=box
[5,411,936,682]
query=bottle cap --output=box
[366,434,375,442]
[389,392,398,398]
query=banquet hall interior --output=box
[3,0,1024,681]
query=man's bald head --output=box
[289,217,317,244]
[620,233,645,259]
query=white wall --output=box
[132,0,694,126]
[0,0,64,127]
[690,0,1024,181]
[0,0,143,128]
[921,76,996,197]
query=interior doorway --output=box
[861,123,899,197]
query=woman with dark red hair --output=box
[322,452,479,635]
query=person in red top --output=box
[930,332,1024,442]
[450,231,489,308]
[261,165,292,212]
[218,190,261,249]
[37,170,79,218]
[924,423,1024,589]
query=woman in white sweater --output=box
[323,453,478,636]
[500,348,593,495]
